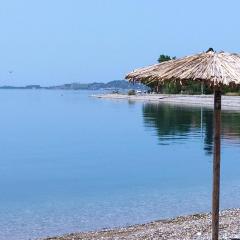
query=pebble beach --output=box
[43,209,240,240]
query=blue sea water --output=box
[0,90,239,240]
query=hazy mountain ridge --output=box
[0,80,149,91]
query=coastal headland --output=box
[93,93,240,111]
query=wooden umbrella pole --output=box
[212,88,221,240]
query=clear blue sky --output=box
[1,0,240,86]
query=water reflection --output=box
[143,103,240,155]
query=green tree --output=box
[158,54,176,63]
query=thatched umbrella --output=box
[126,49,240,240]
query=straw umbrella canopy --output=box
[126,49,240,240]
[126,49,240,88]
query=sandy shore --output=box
[43,209,240,240]
[93,93,240,111]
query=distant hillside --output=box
[0,80,149,91]
[48,80,149,91]
[0,85,42,90]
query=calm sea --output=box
[0,90,239,240]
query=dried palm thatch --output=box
[126,50,240,87]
